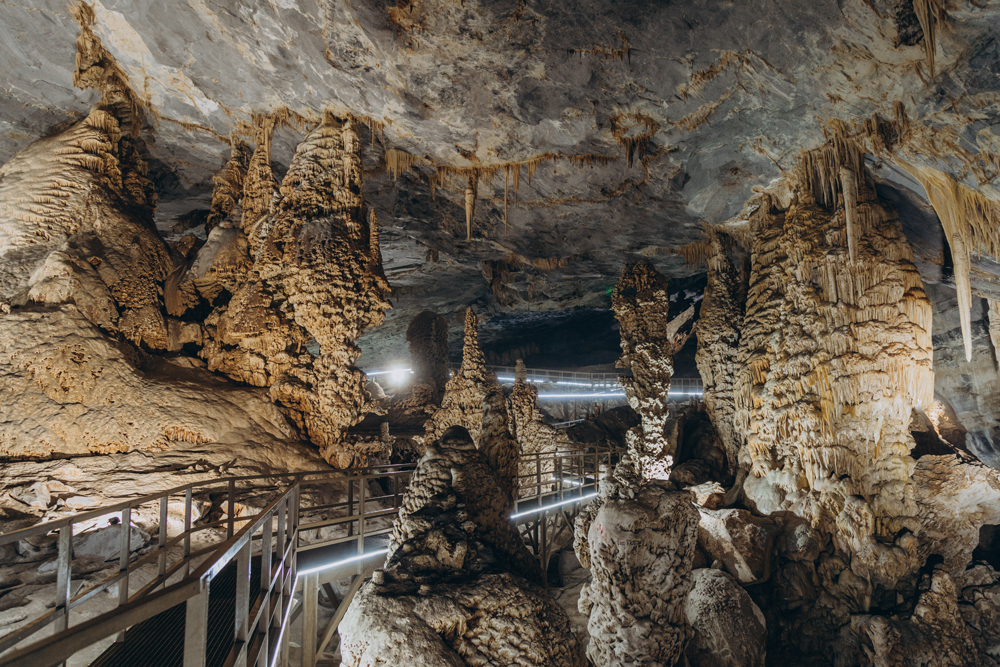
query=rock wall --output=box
[732,154,934,586]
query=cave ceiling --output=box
[4,0,1000,365]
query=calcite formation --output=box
[507,359,575,498]
[732,150,934,586]
[173,112,391,467]
[684,568,767,667]
[696,226,749,477]
[406,309,451,404]
[341,425,584,667]
[613,260,694,480]
[425,308,500,443]
[478,386,520,507]
[575,475,700,666]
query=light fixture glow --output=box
[511,492,598,519]
[390,368,409,385]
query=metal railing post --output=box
[183,585,209,667]
[235,539,251,649]
[184,488,193,577]
[358,479,366,556]
[54,524,72,667]
[158,495,168,580]
[228,479,236,539]
[303,572,318,667]
[116,507,131,642]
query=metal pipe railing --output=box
[0,448,622,667]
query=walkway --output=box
[0,447,620,667]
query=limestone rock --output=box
[697,508,778,584]
[340,573,586,667]
[612,260,694,481]
[73,523,149,560]
[0,305,300,457]
[688,481,726,510]
[684,568,767,667]
[578,480,700,666]
[425,308,500,443]
[381,425,541,592]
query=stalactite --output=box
[840,166,859,262]
[385,147,420,181]
[465,174,476,240]
[914,0,946,79]
[503,166,509,234]
[990,300,1000,367]
[609,113,658,168]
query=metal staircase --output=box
[0,447,620,667]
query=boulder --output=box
[74,523,150,561]
[685,568,767,667]
[697,508,778,584]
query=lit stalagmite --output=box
[406,309,451,403]
[177,112,391,467]
[425,307,500,442]
[613,259,694,479]
[265,114,391,466]
[339,426,585,666]
[479,386,520,506]
[573,261,700,666]
[733,143,934,587]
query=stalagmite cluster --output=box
[340,425,585,667]
[612,260,694,480]
[695,227,749,477]
[168,112,390,467]
[425,308,500,443]
[732,147,934,586]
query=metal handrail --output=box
[0,447,622,667]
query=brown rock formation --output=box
[425,308,500,442]
[732,151,934,587]
[612,259,695,481]
[576,476,700,666]
[380,425,541,591]
[406,309,450,403]
[341,424,584,666]
[696,226,749,476]
[507,359,575,497]
[478,386,520,508]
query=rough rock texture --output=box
[684,568,767,667]
[697,508,778,585]
[612,260,694,481]
[507,359,575,498]
[478,386,520,507]
[0,305,300,457]
[696,226,748,476]
[425,308,500,443]
[381,425,541,592]
[575,475,700,667]
[732,153,933,587]
[341,424,584,667]
[407,310,451,403]
[341,572,586,667]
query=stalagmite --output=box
[732,148,934,587]
[478,386,520,508]
[695,226,748,476]
[507,358,575,497]
[340,426,585,667]
[405,309,450,403]
[425,307,500,442]
[613,259,694,480]
[265,114,391,466]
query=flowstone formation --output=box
[732,145,934,586]
[695,226,749,478]
[339,425,585,667]
[170,112,391,467]
[612,260,695,480]
[425,308,500,443]
[507,359,574,497]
